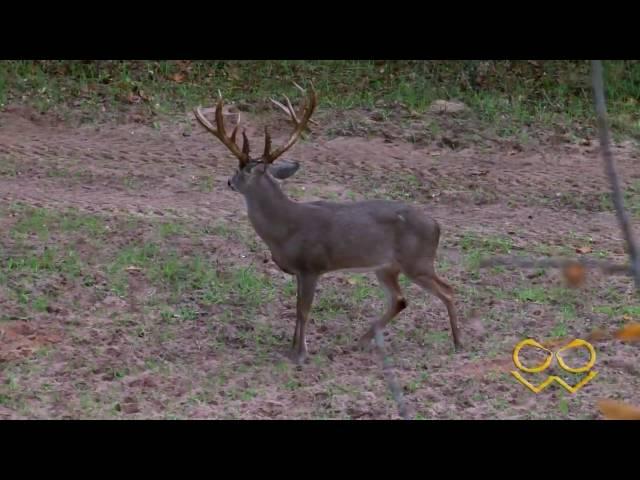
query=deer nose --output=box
[227,179,232,188]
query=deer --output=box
[193,84,462,365]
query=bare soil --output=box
[0,104,638,419]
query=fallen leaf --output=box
[597,399,640,420]
[171,72,186,83]
[576,246,592,254]
[563,263,586,287]
[586,328,610,342]
[127,93,141,104]
[614,322,640,342]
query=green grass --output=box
[314,286,349,323]
[593,304,640,318]
[460,233,514,272]
[3,60,640,138]
[512,285,577,306]
[10,205,106,240]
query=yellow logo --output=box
[511,338,598,394]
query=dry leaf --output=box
[171,72,186,83]
[597,399,640,420]
[541,338,567,349]
[614,322,640,342]
[576,246,592,254]
[563,263,586,287]
[127,93,141,104]
[586,328,610,342]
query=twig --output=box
[479,255,632,276]
[372,325,411,420]
[591,60,640,290]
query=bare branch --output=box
[479,255,632,276]
[373,325,411,420]
[591,60,640,290]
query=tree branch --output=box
[591,60,640,290]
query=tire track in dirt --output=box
[1,108,636,250]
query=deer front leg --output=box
[292,273,318,365]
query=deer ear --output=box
[268,160,300,180]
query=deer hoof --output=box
[289,349,308,365]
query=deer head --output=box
[193,84,318,196]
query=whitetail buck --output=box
[194,84,461,364]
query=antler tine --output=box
[284,96,299,124]
[270,92,318,129]
[214,97,227,137]
[269,97,300,126]
[242,130,251,156]
[270,98,294,120]
[295,80,319,126]
[263,126,272,160]
[230,113,241,144]
[264,83,318,163]
[193,93,249,166]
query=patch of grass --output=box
[593,304,640,319]
[157,221,184,238]
[10,206,106,240]
[227,266,275,309]
[347,274,377,303]
[314,286,349,322]
[195,175,215,193]
[512,285,578,308]
[385,173,423,201]
[31,295,49,312]
[4,246,82,278]
[550,321,568,338]
[203,221,235,239]
[460,233,514,254]
[513,286,548,303]
[533,243,574,257]
[0,156,18,177]
[3,61,640,139]
[460,233,513,272]
[560,303,577,321]
[558,397,569,416]
[423,331,450,345]
[599,181,640,217]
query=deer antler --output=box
[194,93,250,167]
[264,83,318,164]
[270,83,319,129]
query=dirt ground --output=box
[0,102,639,419]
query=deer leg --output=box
[292,273,318,365]
[357,268,406,349]
[405,269,462,351]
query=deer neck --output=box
[243,180,297,246]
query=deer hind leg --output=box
[291,273,318,365]
[404,265,462,351]
[357,267,407,349]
